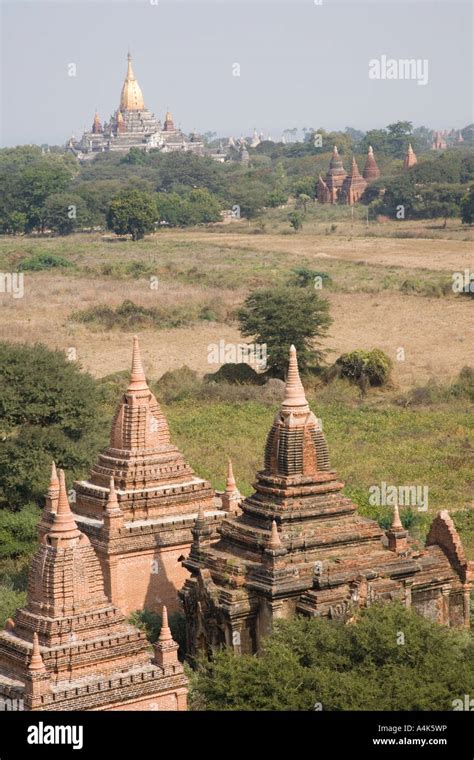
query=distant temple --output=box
[0,467,187,711]
[72,337,228,615]
[67,53,222,161]
[404,143,418,170]
[180,346,472,657]
[317,145,379,205]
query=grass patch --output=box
[70,298,230,330]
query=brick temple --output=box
[180,346,472,656]
[317,145,380,204]
[73,337,225,615]
[0,467,187,711]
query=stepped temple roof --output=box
[73,336,219,614]
[0,469,187,710]
[181,347,472,656]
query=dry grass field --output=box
[0,219,472,389]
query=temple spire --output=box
[282,345,308,408]
[268,520,282,550]
[105,476,120,514]
[391,502,403,531]
[48,461,59,493]
[158,606,173,643]
[29,633,46,673]
[226,459,237,491]
[128,336,149,392]
[48,469,80,539]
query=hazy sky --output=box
[1,0,472,146]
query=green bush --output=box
[17,253,72,271]
[334,349,392,388]
[189,603,474,711]
[205,363,262,385]
[0,342,105,508]
[155,367,202,403]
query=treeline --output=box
[1,120,474,235]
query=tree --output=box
[43,193,91,235]
[189,603,474,711]
[288,211,303,231]
[0,342,106,508]
[461,185,474,224]
[107,189,157,240]
[237,285,332,376]
[180,188,222,225]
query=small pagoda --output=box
[73,337,223,615]
[340,156,368,205]
[362,145,380,182]
[0,468,187,711]
[404,143,418,170]
[181,347,472,657]
[317,146,347,203]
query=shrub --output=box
[205,363,262,385]
[333,349,392,389]
[290,267,332,288]
[154,367,202,403]
[17,253,72,271]
[129,609,186,659]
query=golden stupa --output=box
[119,52,145,111]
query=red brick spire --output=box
[282,345,308,409]
[128,335,149,392]
[159,605,173,642]
[48,470,81,542]
[226,459,237,491]
[48,461,59,496]
[28,633,46,673]
[404,143,417,170]
[105,476,120,515]
[363,145,380,181]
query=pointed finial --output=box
[158,606,172,642]
[268,520,282,549]
[333,145,338,155]
[226,459,237,492]
[57,469,71,515]
[391,502,403,531]
[282,345,308,408]
[197,503,205,522]
[368,145,374,155]
[49,461,59,491]
[29,633,46,672]
[105,476,121,514]
[127,336,149,392]
[48,470,79,536]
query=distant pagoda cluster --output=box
[317,145,380,205]
[317,143,421,204]
[67,53,225,162]
[0,341,471,709]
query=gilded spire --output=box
[128,336,149,392]
[120,52,145,112]
[282,345,308,409]
[158,606,172,642]
[29,633,46,673]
